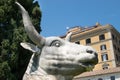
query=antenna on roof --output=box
[96,22,101,26]
[66,27,70,30]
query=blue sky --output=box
[37,0,120,37]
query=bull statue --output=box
[16,2,98,80]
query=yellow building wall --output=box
[67,25,120,71]
[78,31,115,70]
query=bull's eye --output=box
[50,40,61,47]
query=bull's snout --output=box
[85,46,98,65]
[86,49,98,57]
[86,46,98,56]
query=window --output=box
[86,38,91,44]
[116,54,119,61]
[102,63,109,70]
[113,44,116,50]
[118,48,120,52]
[112,34,115,40]
[110,76,115,80]
[98,78,103,80]
[100,44,107,50]
[101,54,108,61]
[99,34,105,41]
[75,41,80,44]
[103,66,108,70]
[115,37,118,42]
[119,40,120,45]
[119,55,120,61]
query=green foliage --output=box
[85,65,94,72]
[0,62,15,80]
[0,0,42,79]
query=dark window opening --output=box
[110,76,115,80]
[113,44,116,50]
[112,34,115,40]
[119,40,120,45]
[99,34,105,41]
[86,38,91,44]
[118,48,120,52]
[98,78,103,80]
[116,54,119,61]
[75,41,80,44]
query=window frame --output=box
[110,76,115,80]
[86,38,91,44]
[99,34,105,41]
[101,53,108,61]
[75,41,80,44]
[100,44,107,50]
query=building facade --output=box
[64,23,120,71]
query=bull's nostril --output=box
[86,49,93,54]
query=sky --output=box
[37,0,120,37]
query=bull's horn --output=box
[15,2,45,47]
[65,32,72,41]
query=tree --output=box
[0,0,42,79]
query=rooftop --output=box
[60,22,120,39]
[75,67,120,79]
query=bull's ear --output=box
[20,42,40,53]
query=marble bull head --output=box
[16,2,98,80]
